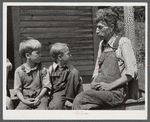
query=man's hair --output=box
[19,37,42,58]
[49,42,69,59]
[94,8,119,32]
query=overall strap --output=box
[112,36,121,51]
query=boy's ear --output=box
[58,54,62,60]
[25,53,30,59]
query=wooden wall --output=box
[12,6,98,79]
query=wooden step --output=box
[9,83,145,110]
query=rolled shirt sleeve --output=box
[41,68,52,90]
[14,68,23,95]
[119,37,138,78]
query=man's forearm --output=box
[110,75,132,90]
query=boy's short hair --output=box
[49,42,69,59]
[19,37,42,58]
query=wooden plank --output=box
[80,71,93,76]
[20,33,93,39]
[19,10,92,16]
[75,65,94,71]
[41,50,94,57]
[92,6,99,64]
[20,16,92,21]
[20,21,92,27]
[38,38,93,45]
[44,42,93,47]
[41,55,94,62]
[41,44,93,51]
[12,7,21,69]
[20,27,93,33]
[42,60,94,67]
[19,6,92,10]
[71,59,94,66]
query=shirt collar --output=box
[52,62,69,71]
[52,62,58,71]
[107,33,118,47]
[21,63,38,73]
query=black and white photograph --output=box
[3,2,147,120]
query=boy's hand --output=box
[22,98,41,107]
[22,98,35,107]
[65,100,73,108]
[33,97,41,106]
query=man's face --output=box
[96,21,112,40]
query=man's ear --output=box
[110,24,115,30]
[25,53,30,59]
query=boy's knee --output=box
[37,97,49,110]
[49,98,65,110]
[72,93,85,110]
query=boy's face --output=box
[28,48,42,63]
[60,47,71,64]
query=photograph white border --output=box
[3,2,148,120]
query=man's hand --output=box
[91,75,98,89]
[95,82,112,91]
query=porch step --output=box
[83,83,145,110]
[9,83,145,110]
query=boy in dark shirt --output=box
[48,42,83,110]
[14,38,51,110]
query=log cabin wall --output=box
[12,6,99,83]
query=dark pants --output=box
[72,89,124,110]
[48,90,66,110]
[15,96,49,110]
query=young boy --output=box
[48,42,83,110]
[14,38,51,110]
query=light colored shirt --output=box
[93,34,138,79]
[14,63,51,98]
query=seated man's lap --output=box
[73,89,124,109]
